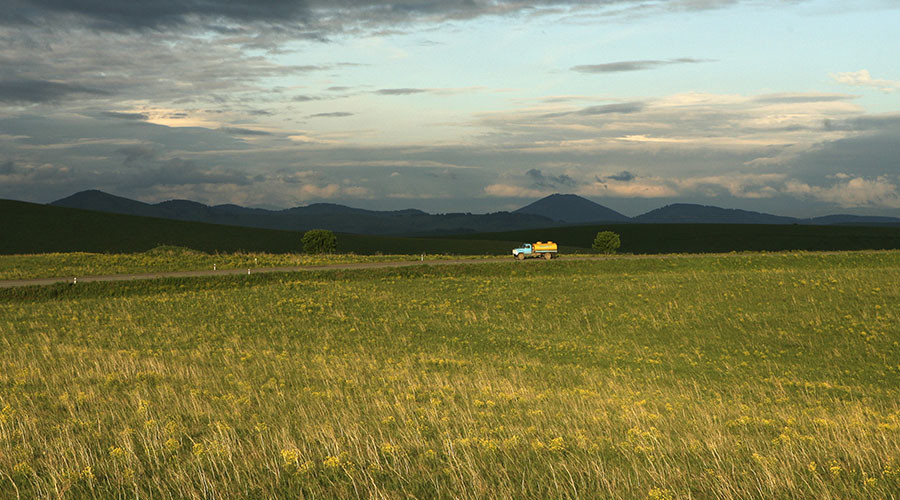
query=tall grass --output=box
[0,246,495,281]
[1,252,899,498]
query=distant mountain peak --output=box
[515,193,630,223]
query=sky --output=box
[1,0,899,217]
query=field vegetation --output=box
[0,246,498,281]
[2,251,899,498]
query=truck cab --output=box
[512,243,533,258]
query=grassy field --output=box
[0,246,501,281]
[2,251,899,498]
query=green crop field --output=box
[2,251,899,498]
[444,223,900,254]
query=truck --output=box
[512,241,558,260]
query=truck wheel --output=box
[544,252,552,260]
[517,253,525,260]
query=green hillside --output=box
[0,200,520,255]
[444,223,900,254]
[6,199,900,256]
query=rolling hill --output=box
[0,199,526,255]
[634,203,797,224]
[6,198,900,256]
[514,193,630,223]
[50,190,559,235]
[49,191,900,237]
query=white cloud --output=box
[831,70,900,93]
[785,176,900,208]
[296,183,371,199]
[579,180,677,198]
[676,173,788,199]
[483,184,547,198]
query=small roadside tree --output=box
[592,231,621,254]
[302,229,337,254]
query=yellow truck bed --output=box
[532,241,558,252]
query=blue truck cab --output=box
[512,243,534,258]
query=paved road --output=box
[0,256,584,288]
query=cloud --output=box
[219,127,272,136]
[2,0,313,31]
[116,145,156,166]
[0,79,108,104]
[754,93,855,104]
[101,111,149,120]
[785,176,900,208]
[375,88,429,95]
[572,58,711,74]
[831,70,900,93]
[122,158,254,188]
[297,183,371,199]
[483,183,546,198]
[541,101,645,118]
[823,113,900,132]
[675,173,787,199]
[0,160,16,175]
[526,168,578,189]
[604,171,636,182]
[307,112,354,118]
[0,1,759,36]
[580,179,677,198]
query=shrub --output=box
[592,231,621,254]
[302,229,337,254]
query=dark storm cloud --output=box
[755,94,855,104]
[823,114,900,132]
[375,88,429,95]
[219,127,273,136]
[139,158,254,187]
[307,111,354,118]
[526,168,578,189]
[116,145,157,166]
[0,79,108,104]
[112,146,255,188]
[541,101,645,118]
[788,128,900,183]
[1,1,762,36]
[101,111,149,120]
[2,0,312,31]
[572,58,711,74]
[0,160,16,175]
[604,171,636,182]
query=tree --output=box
[592,231,621,254]
[302,229,337,254]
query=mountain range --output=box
[47,190,900,235]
